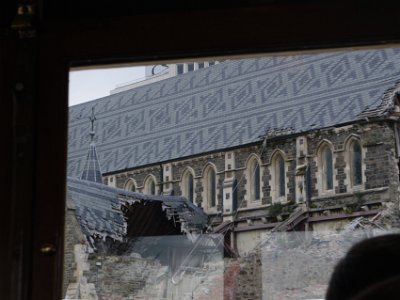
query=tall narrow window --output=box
[271,152,286,202]
[124,179,137,192]
[208,169,216,207]
[250,160,261,201]
[144,177,157,195]
[149,180,155,195]
[187,173,194,202]
[277,156,285,197]
[177,64,184,74]
[322,147,333,190]
[351,141,362,186]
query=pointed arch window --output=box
[124,179,137,192]
[182,169,195,203]
[276,155,285,197]
[247,157,261,202]
[322,146,334,191]
[187,173,194,203]
[253,161,261,201]
[351,141,362,186]
[149,180,155,195]
[271,152,287,203]
[207,168,217,207]
[145,177,156,195]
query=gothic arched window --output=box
[187,173,194,202]
[321,145,334,191]
[150,181,155,194]
[144,177,157,195]
[276,155,286,197]
[351,141,363,186]
[124,179,137,192]
[182,169,195,203]
[207,168,217,207]
[247,157,261,202]
[270,152,287,203]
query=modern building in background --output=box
[110,61,220,94]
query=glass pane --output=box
[254,162,260,200]
[177,63,184,74]
[353,142,362,186]
[278,157,285,197]
[188,63,194,71]
[150,180,155,194]
[188,173,194,202]
[324,148,333,190]
[209,169,216,207]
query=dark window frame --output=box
[4,2,400,299]
[351,141,363,186]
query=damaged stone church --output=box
[64,174,221,299]
[68,48,400,255]
[65,47,400,299]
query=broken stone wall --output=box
[63,199,85,296]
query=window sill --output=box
[237,203,271,212]
[205,207,218,214]
[318,189,335,197]
[312,186,388,201]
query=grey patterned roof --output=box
[67,177,207,245]
[68,48,400,176]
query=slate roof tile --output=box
[68,48,400,176]
[67,177,207,246]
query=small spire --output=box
[81,107,103,184]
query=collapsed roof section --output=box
[68,48,400,176]
[119,187,208,237]
[67,177,208,250]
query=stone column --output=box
[223,151,236,221]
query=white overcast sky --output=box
[68,66,146,106]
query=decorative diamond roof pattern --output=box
[68,48,400,176]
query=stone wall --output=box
[63,197,85,296]
[108,122,398,210]
[171,153,226,209]
[63,209,400,300]
[116,165,162,193]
